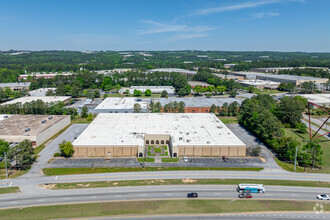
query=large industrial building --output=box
[147,68,197,75]
[72,113,246,158]
[0,82,31,91]
[1,96,72,105]
[0,114,71,146]
[91,97,148,113]
[300,94,330,107]
[239,80,281,89]
[29,88,56,96]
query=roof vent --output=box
[41,120,46,123]
[179,137,183,140]
[3,116,8,118]
[48,116,53,119]
[25,128,30,132]
[187,139,190,143]
[206,141,210,144]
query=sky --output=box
[0,0,329,52]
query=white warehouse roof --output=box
[95,97,148,110]
[73,113,246,147]
[1,96,71,105]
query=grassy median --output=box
[42,167,263,176]
[0,187,20,194]
[44,178,330,190]
[0,200,328,220]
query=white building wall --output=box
[36,116,71,146]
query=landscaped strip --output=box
[0,200,328,220]
[0,186,20,194]
[42,167,263,176]
[44,178,330,190]
[137,158,155,163]
[162,158,179,162]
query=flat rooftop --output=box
[0,115,68,136]
[29,88,56,96]
[95,97,148,110]
[300,94,330,105]
[1,96,71,105]
[148,68,197,74]
[188,81,210,87]
[73,113,246,147]
[0,82,31,88]
[157,97,244,107]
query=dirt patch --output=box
[41,184,56,189]
[112,182,118,185]
[77,184,90,188]
[157,179,166,183]
[259,157,266,163]
[182,179,197,183]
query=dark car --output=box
[222,156,229,162]
[238,193,252,198]
[187,192,198,198]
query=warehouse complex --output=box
[72,113,246,158]
[0,114,71,146]
[1,96,71,105]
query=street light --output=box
[4,151,8,178]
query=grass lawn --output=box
[161,146,168,150]
[283,128,330,173]
[0,186,20,194]
[137,158,155,163]
[252,88,285,95]
[154,148,162,153]
[148,146,153,150]
[42,167,263,176]
[147,152,156,156]
[0,169,29,180]
[47,178,330,190]
[218,117,238,124]
[159,152,168,156]
[0,200,328,219]
[162,158,179,162]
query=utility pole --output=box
[4,151,8,178]
[294,146,298,173]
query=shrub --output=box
[54,152,61,157]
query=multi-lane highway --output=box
[0,185,329,210]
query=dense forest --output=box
[0,50,330,83]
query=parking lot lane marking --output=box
[8,182,12,187]
[114,195,122,197]
[63,198,71,200]
[55,176,58,180]
[164,193,173,195]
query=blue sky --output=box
[0,0,329,52]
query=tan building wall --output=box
[145,134,170,145]
[174,145,246,157]
[73,145,139,157]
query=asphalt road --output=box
[0,185,329,210]
[70,212,330,220]
[23,124,89,178]
[302,115,329,140]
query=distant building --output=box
[300,94,330,107]
[250,67,330,73]
[91,97,148,113]
[119,86,175,95]
[1,96,72,105]
[188,81,210,88]
[147,68,197,75]
[29,88,56,96]
[0,114,70,146]
[239,80,281,89]
[213,74,244,81]
[95,69,132,74]
[0,82,31,91]
[18,72,74,80]
[224,64,236,68]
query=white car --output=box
[317,194,330,200]
[183,157,188,162]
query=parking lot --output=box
[48,156,263,168]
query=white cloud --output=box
[254,12,280,19]
[196,0,280,15]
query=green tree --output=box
[45,89,55,96]
[276,96,305,127]
[161,90,168,98]
[59,141,74,157]
[103,93,108,98]
[8,140,35,169]
[133,89,142,97]
[248,86,254,93]
[228,101,239,116]
[178,101,185,113]
[301,81,317,93]
[145,89,152,96]
[70,85,80,98]
[93,89,100,98]
[229,89,237,98]
[81,106,88,118]
[56,83,66,96]
[193,86,203,95]
[216,85,226,94]
[133,103,141,113]
[296,122,308,134]
[303,141,323,168]
[210,104,217,113]
[0,139,10,157]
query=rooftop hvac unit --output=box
[41,120,46,123]
[3,115,8,118]
[25,128,30,132]
[187,139,190,143]
[48,116,53,119]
